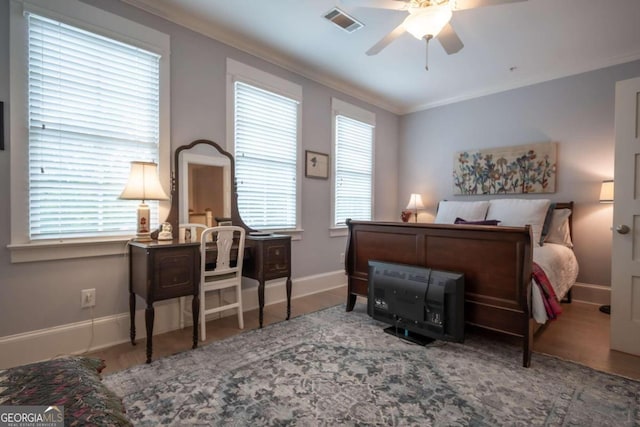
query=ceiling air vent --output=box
[323,8,364,33]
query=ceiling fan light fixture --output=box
[403,5,453,39]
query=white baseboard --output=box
[0,275,609,369]
[0,270,347,370]
[570,282,611,306]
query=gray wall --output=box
[0,0,399,337]
[399,60,640,286]
[3,0,637,338]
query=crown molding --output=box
[403,50,640,114]
[120,0,404,115]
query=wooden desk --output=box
[129,234,292,362]
[129,240,200,363]
[243,234,292,328]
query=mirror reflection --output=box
[178,145,231,228]
[187,164,224,226]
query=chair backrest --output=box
[200,226,246,275]
[179,223,208,243]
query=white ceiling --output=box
[123,0,640,114]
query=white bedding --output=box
[531,243,579,323]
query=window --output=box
[227,59,302,233]
[331,98,375,232]
[9,0,170,261]
[27,14,161,239]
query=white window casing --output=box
[330,98,375,237]
[226,58,303,239]
[9,0,170,262]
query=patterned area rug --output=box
[104,303,640,426]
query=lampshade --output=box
[406,193,425,223]
[119,161,169,201]
[599,180,614,203]
[406,193,425,210]
[403,6,453,40]
[119,161,169,242]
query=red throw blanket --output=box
[532,262,563,320]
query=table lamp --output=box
[406,193,425,223]
[119,161,169,242]
[599,180,614,203]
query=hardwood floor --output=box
[89,286,640,380]
[532,299,640,380]
[89,286,346,374]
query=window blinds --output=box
[234,81,298,230]
[335,115,373,226]
[27,13,161,239]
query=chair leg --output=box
[200,290,206,342]
[237,285,244,329]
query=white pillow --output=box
[434,201,490,224]
[486,199,551,246]
[544,208,573,248]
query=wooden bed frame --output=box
[344,202,573,367]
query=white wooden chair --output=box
[179,222,208,244]
[196,225,245,341]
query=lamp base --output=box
[135,202,152,242]
[134,233,152,242]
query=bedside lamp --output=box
[119,161,169,242]
[599,180,614,203]
[406,193,425,223]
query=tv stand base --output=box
[383,326,435,346]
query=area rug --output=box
[104,303,640,426]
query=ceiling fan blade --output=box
[366,23,407,56]
[340,0,409,10]
[437,22,464,55]
[453,0,526,11]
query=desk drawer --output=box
[264,242,289,278]
[154,249,196,300]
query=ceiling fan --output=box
[345,0,526,69]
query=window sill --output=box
[8,237,133,263]
[261,228,303,241]
[329,227,348,238]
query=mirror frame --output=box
[164,139,253,235]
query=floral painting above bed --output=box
[453,142,557,195]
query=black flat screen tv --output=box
[368,260,465,345]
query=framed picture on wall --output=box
[305,150,329,179]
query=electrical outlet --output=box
[340,252,345,263]
[81,288,96,308]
